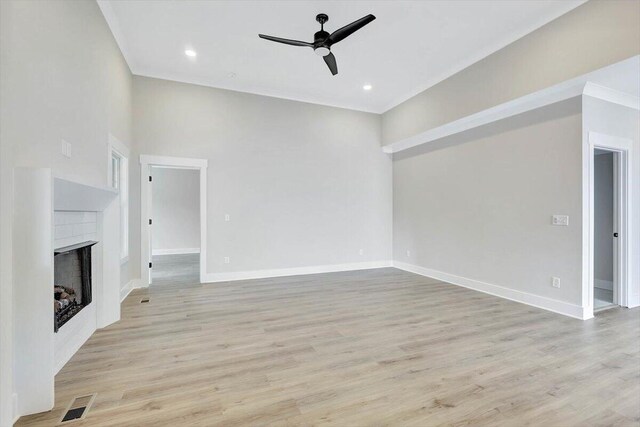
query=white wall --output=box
[151,167,200,254]
[133,76,392,279]
[594,152,614,285]
[0,0,132,422]
[0,2,16,423]
[583,96,640,307]
[393,99,584,313]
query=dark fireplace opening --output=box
[54,241,97,332]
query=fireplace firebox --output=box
[54,241,97,332]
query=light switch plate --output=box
[552,215,569,226]
[552,277,561,288]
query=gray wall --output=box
[151,167,200,253]
[382,0,640,145]
[594,152,614,284]
[393,99,583,305]
[0,0,134,286]
[132,76,392,277]
[0,1,132,422]
[0,1,13,422]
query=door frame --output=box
[586,132,632,317]
[139,155,208,286]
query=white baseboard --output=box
[393,261,587,320]
[152,248,200,256]
[202,260,393,283]
[120,279,144,302]
[13,393,18,424]
[595,279,613,291]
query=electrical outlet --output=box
[406,250,411,257]
[225,214,230,222]
[224,257,230,264]
[552,277,561,288]
[359,249,364,256]
[552,215,569,226]
[61,139,72,158]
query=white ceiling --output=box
[98,0,585,114]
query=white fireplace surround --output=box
[13,168,121,417]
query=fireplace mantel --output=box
[54,240,98,255]
[13,168,121,418]
[54,176,117,211]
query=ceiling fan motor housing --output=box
[314,30,331,56]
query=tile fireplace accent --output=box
[54,241,98,332]
[54,211,97,249]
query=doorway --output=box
[593,149,616,310]
[587,132,632,316]
[140,155,208,286]
[150,166,200,286]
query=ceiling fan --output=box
[258,13,376,76]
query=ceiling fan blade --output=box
[327,14,376,46]
[258,34,313,47]
[323,52,338,76]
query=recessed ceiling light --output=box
[363,84,372,91]
[185,49,197,57]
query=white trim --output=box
[583,82,640,111]
[96,1,136,71]
[120,281,133,302]
[585,132,634,316]
[393,262,587,320]
[202,260,393,283]
[108,134,130,158]
[594,279,613,291]
[120,279,144,302]
[140,155,208,169]
[140,155,208,286]
[383,56,640,154]
[13,393,18,424]
[152,248,200,256]
[108,135,130,261]
[383,81,585,154]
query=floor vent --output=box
[141,298,150,303]
[59,393,95,424]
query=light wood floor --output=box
[151,253,199,286]
[18,268,640,426]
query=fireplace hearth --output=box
[54,241,98,332]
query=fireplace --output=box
[54,241,98,332]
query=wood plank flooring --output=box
[151,253,199,286]
[17,268,640,426]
